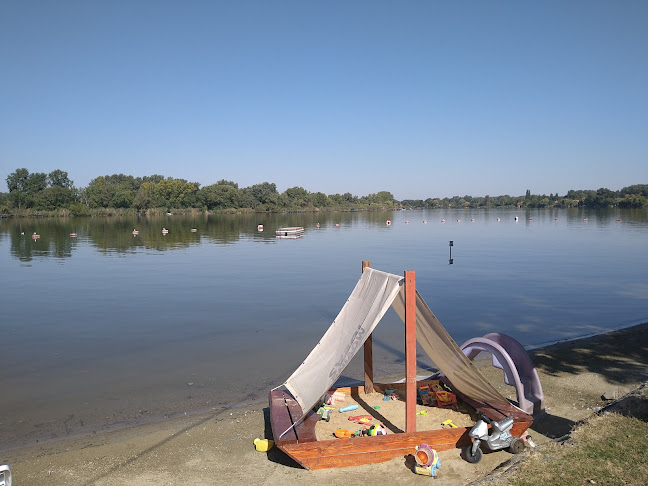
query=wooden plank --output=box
[443,377,534,424]
[284,393,318,443]
[280,427,472,470]
[269,390,297,445]
[363,334,374,395]
[362,260,374,394]
[404,270,417,433]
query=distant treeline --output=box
[1,168,646,216]
[401,186,648,210]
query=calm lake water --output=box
[1,208,647,449]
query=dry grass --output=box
[507,413,648,486]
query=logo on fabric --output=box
[328,326,366,379]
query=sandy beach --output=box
[3,322,647,486]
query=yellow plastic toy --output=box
[254,438,274,451]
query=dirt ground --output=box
[3,323,647,486]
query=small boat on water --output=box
[70,233,78,238]
[276,227,304,239]
[162,228,169,234]
[132,229,139,236]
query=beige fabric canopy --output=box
[280,267,510,435]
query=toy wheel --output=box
[464,445,483,464]
[436,458,441,468]
[509,438,525,454]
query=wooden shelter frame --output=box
[268,261,532,470]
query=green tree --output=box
[198,183,242,210]
[47,169,73,188]
[311,192,329,207]
[241,182,279,209]
[6,168,30,208]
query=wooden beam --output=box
[362,260,374,394]
[404,270,417,433]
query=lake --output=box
[1,207,647,450]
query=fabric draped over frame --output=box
[391,289,511,409]
[280,268,512,436]
[283,268,404,430]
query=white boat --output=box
[276,227,304,239]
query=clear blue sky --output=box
[1,1,647,200]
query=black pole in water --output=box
[449,240,453,265]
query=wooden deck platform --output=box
[269,381,533,470]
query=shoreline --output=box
[3,321,648,485]
[3,320,642,455]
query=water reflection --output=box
[1,208,646,261]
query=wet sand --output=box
[2,322,647,486]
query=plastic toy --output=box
[365,423,387,436]
[339,404,359,413]
[441,419,457,428]
[464,412,527,463]
[348,414,373,424]
[334,428,352,438]
[254,438,274,452]
[383,388,399,401]
[431,384,457,408]
[414,443,441,477]
[323,390,346,405]
[0,464,11,486]
[317,406,333,422]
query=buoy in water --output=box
[386,220,391,226]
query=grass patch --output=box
[509,413,648,486]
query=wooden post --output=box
[362,260,374,394]
[404,270,417,433]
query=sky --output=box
[1,1,647,200]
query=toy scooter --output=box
[464,412,526,463]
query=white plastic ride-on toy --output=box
[464,412,527,464]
